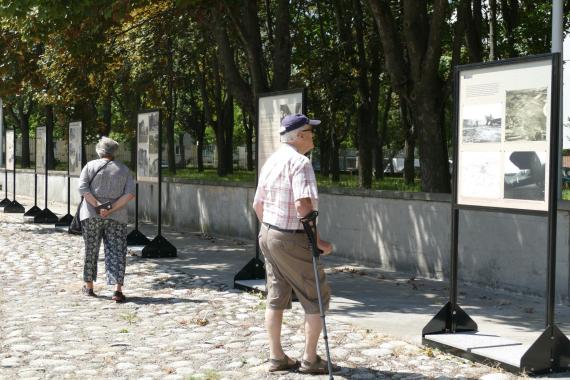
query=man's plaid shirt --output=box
[253,144,318,230]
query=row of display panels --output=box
[0,54,559,212]
[3,111,160,184]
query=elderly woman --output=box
[78,136,135,302]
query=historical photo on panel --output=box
[36,127,46,174]
[138,119,148,144]
[68,122,82,176]
[6,130,14,171]
[459,151,502,199]
[137,112,159,183]
[137,148,148,177]
[279,102,302,122]
[503,151,546,201]
[505,87,547,141]
[462,103,502,143]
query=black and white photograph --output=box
[461,103,503,143]
[68,122,82,176]
[138,119,148,144]
[149,112,159,134]
[503,151,546,201]
[137,111,159,183]
[459,151,501,199]
[505,87,547,142]
[137,148,148,177]
[279,102,302,122]
[6,130,14,171]
[36,126,46,174]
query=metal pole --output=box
[4,167,7,199]
[34,173,37,205]
[12,164,16,200]
[44,165,47,208]
[450,207,459,331]
[66,176,70,215]
[547,54,562,328]
[135,183,139,230]
[551,0,563,54]
[158,112,162,237]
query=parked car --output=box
[562,167,570,187]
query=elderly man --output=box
[253,113,338,374]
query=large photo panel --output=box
[257,90,304,174]
[68,121,83,177]
[457,56,553,211]
[137,111,159,183]
[36,126,47,175]
[6,130,14,171]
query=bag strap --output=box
[89,160,112,186]
[80,160,112,202]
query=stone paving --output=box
[0,211,518,380]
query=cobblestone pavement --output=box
[0,212,516,380]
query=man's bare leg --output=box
[303,313,322,362]
[266,308,285,359]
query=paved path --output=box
[0,208,515,379]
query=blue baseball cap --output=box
[279,113,321,135]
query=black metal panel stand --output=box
[141,110,176,258]
[4,166,24,213]
[0,168,10,206]
[55,175,73,227]
[233,88,305,291]
[127,183,150,246]
[24,149,41,217]
[34,132,58,223]
[422,53,570,375]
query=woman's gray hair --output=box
[280,129,301,143]
[96,136,120,158]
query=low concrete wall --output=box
[2,169,568,299]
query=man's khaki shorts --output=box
[259,223,330,314]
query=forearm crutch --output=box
[300,210,334,379]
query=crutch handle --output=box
[300,211,322,257]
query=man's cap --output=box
[279,113,321,135]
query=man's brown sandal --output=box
[112,291,126,303]
[268,355,300,372]
[299,355,341,374]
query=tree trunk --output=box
[489,0,497,60]
[401,101,415,185]
[197,131,204,172]
[21,116,30,168]
[244,112,254,171]
[415,86,449,192]
[102,91,112,136]
[375,86,392,180]
[178,133,186,168]
[367,0,451,193]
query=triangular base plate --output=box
[24,205,42,217]
[55,214,73,227]
[141,235,177,258]
[521,324,570,374]
[4,200,25,213]
[127,229,151,246]
[34,208,59,224]
[422,301,478,336]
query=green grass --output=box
[162,168,422,192]
[316,173,422,192]
[163,168,255,184]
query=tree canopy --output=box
[0,0,568,192]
